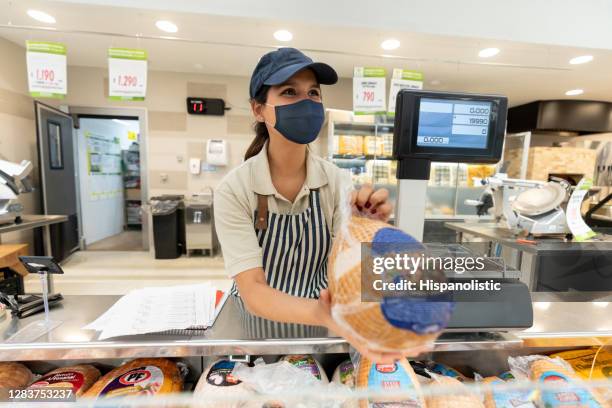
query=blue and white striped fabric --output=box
[230,189,331,299]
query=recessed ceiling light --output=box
[194,63,203,69]
[381,38,400,51]
[565,89,584,96]
[273,30,293,42]
[27,10,56,24]
[430,79,441,86]
[478,47,500,58]
[155,20,178,33]
[569,55,593,65]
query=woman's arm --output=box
[234,267,328,326]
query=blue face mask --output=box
[266,99,324,144]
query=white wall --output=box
[77,118,126,245]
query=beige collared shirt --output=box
[214,142,350,278]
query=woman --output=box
[214,48,419,362]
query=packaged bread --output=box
[194,359,257,408]
[549,348,611,381]
[83,358,182,399]
[509,355,606,407]
[332,360,356,388]
[28,364,100,397]
[356,358,425,408]
[480,376,536,408]
[279,355,328,383]
[328,215,454,352]
[363,136,383,156]
[425,374,484,408]
[0,362,32,399]
[338,135,364,156]
[409,360,468,382]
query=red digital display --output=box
[186,97,226,116]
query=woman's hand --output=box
[351,183,393,222]
[317,290,430,364]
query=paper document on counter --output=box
[84,284,228,339]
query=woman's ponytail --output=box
[244,85,271,161]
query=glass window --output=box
[47,121,63,169]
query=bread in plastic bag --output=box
[475,374,536,408]
[328,214,454,352]
[194,359,258,408]
[355,357,426,408]
[425,372,484,408]
[0,362,33,400]
[279,355,329,383]
[232,359,350,408]
[508,355,607,407]
[28,364,101,397]
[409,360,468,382]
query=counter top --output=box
[0,215,68,233]
[0,293,610,361]
[445,222,612,254]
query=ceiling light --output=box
[381,38,400,51]
[565,89,584,96]
[430,80,441,86]
[155,20,178,33]
[569,55,593,65]
[273,30,293,42]
[27,10,56,24]
[478,47,500,58]
[194,63,203,69]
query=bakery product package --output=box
[28,364,101,397]
[0,362,33,400]
[194,359,257,408]
[83,358,183,399]
[279,355,329,383]
[477,375,536,408]
[425,373,485,408]
[509,355,607,407]
[409,360,468,382]
[327,214,454,353]
[355,357,426,408]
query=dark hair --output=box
[244,85,271,161]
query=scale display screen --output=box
[393,90,507,163]
[417,98,492,149]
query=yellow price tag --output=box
[127,131,137,141]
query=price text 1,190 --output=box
[35,69,55,82]
[116,75,138,87]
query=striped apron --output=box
[230,188,331,298]
[230,189,331,338]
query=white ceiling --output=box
[1,0,612,106]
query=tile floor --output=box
[25,250,232,295]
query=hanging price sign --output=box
[108,48,147,101]
[26,41,67,98]
[388,69,424,115]
[353,67,386,115]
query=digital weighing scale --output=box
[392,89,533,331]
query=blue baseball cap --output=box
[249,47,338,98]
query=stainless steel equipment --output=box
[0,159,33,225]
[184,189,218,255]
[467,174,572,236]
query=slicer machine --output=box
[470,175,571,236]
[0,159,34,225]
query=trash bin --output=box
[151,198,181,259]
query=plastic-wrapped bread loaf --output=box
[279,355,329,383]
[356,358,426,408]
[529,358,606,407]
[83,358,182,399]
[480,376,536,408]
[0,362,33,400]
[28,364,101,397]
[328,216,454,352]
[194,359,258,408]
[425,375,484,408]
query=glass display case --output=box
[322,110,496,220]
